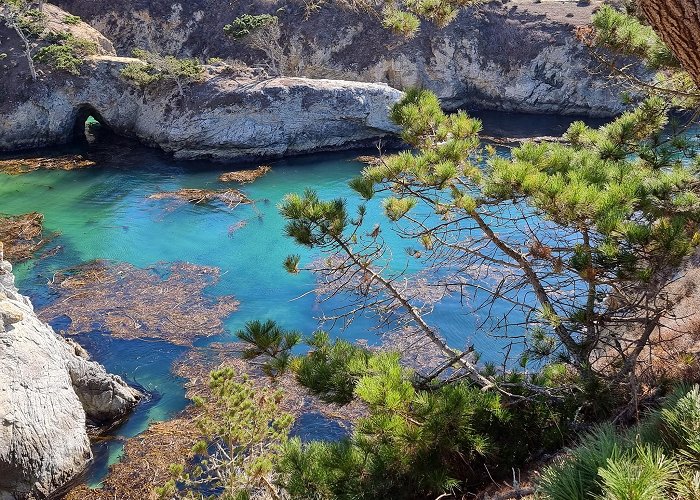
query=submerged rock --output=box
[0,245,141,499]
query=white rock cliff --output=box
[0,245,141,499]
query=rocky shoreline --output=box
[54,0,624,116]
[1,1,629,160]
[0,244,141,499]
[0,4,401,159]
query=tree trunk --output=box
[638,0,700,87]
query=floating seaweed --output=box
[354,155,381,166]
[219,165,271,184]
[39,261,239,346]
[0,212,55,263]
[148,188,251,208]
[0,155,96,175]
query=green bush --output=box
[279,361,508,498]
[119,62,161,86]
[538,385,700,500]
[119,49,204,88]
[224,13,278,39]
[294,331,371,405]
[62,14,81,25]
[236,321,579,497]
[33,33,97,75]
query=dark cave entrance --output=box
[72,105,111,144]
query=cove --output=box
[0,112,595,487]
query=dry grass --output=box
[219,165,271,184]
[0,212,54,263]
[38,261,239,346]
[148,188,250,208]
[0,155,96,175]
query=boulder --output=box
[0,244,141,499]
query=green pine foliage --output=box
[341,87,700,392]
[539,385,700,500]
[592,5,677,70]
[157,368,293,499]
[276,332,573,498]
[295,331,371,405]
[280,349,509,498]
[224,13,278,39]
[589,5,698,108]
[236,319,301,377]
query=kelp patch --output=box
[148,188,250,208]
[0,155,96,175]
[39,261,239,346]
[218,165,271,184]
[0,212,55,263]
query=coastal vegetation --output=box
[151,2,700,498]
[0,0,98,76]
[5,0,700,498]
[120,49,204,90]
[33,31,96,74]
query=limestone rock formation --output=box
[53,0,626,116]
[0,245,141,499]
[0,4,401,158]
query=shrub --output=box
[294,331,371,405]
[120,49,204,88]
[62,14,81,25]
[224,13,277,39]
[538,385,700,500]
[381,8,420,38]
[158,369,293,499]
[279,362,509,498]
[119,61,161,86]
[33,33,97,75]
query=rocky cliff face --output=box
[0,5,401,158]
[0,245,141,499]
[53,0,625,116]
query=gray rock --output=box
[0,5,402,159]
[53,0,627,116]
[0,244,141,499]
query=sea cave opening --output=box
[72,105,111,144]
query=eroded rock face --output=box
[0,4,401,158]
[53,0,625,116]
[0,246,141,499]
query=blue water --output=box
[0,114,591,486]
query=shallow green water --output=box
[0,111,594,486]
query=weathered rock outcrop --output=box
[53,0,625,116]
[0,245,141,499]
[0,4,401,158]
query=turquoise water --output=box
[0,113,593,486]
